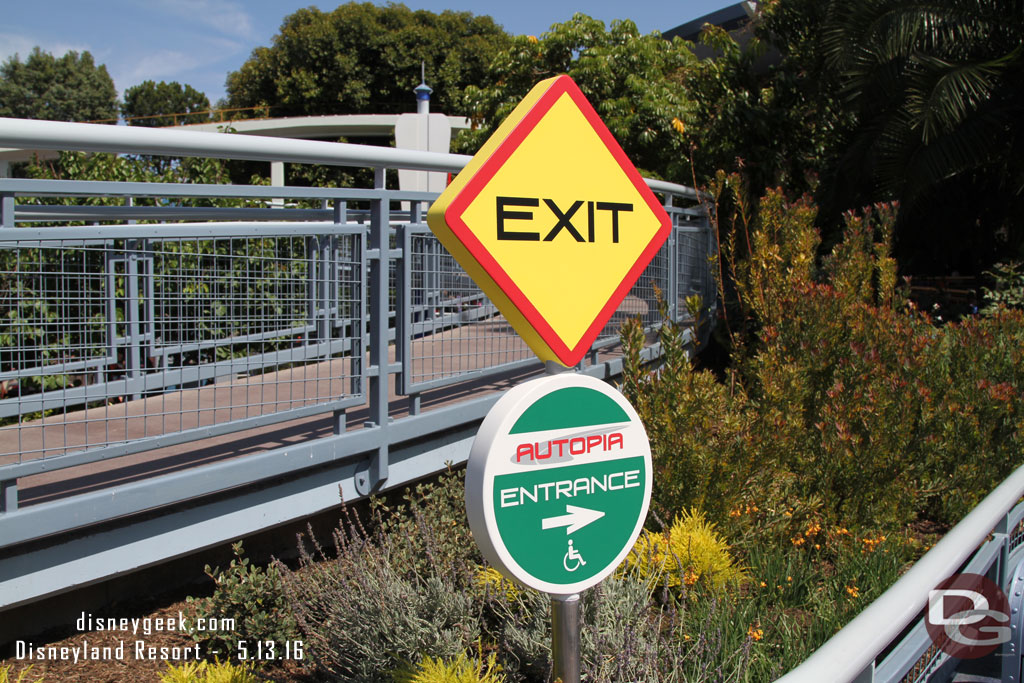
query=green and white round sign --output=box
[466,373,652,595]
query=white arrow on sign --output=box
[541,504,606,535]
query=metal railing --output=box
[0,118,714,611]
[91,105,273,126]
[777,461,1024,683]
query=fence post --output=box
[665,191,679,323]
[330,200,348,435]
[995,512,1011,586]
[320,234,333,343]
[395,204,414,402]
[1002,552,1024,683]
[356,168,391,495]
[125,237,144,400]
[0,480,16,513]
[852,661,874,683]
[0,192,13,228]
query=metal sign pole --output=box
[544,359,572,375]
[551,593,581,683]
[546,361,579,682]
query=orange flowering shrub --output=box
[623,175,1024,532]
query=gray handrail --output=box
[0,117,471,172]
[645,177,701,201]
[775,461,1024,683]
[0,117,702,199]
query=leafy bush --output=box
[628,176,1024,532]
[735,518,914,673]
[280,469,497,682]
[185,541,299,660]
[475,566,520,604]
[289,546,485,681]
[625,509,745,592]
[620,308,757,525]
[392,650,505,683]
[601,175,1021,676]
[369,467,480,577]
[982,261,1024,313]
[158,660,260,683]
[270,469,768,682]
[744,211,1024,526]
[582,568,765,683]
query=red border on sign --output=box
[444,75,671,366]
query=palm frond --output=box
[822,0,1024,210]
[907,54,1009,142]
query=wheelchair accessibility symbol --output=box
[564,540,587,572]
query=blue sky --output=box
[1,1,729,106]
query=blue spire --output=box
[414,61,432,102]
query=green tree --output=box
[225,2,510,117]
[122,80,211,127]
[455,13,696,181]
[684,0,846,197]
[0,47,117,122]
[818,0,1024,271]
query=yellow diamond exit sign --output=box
[426,75,671,367]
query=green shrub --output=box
[748,259,1024,527]
[184,541,298,660]
[737,515,917,672]
[982,261,1024,313]
[281,469,498,682]
[268,462,788,681]
[479,576,549,682]
[629,177,1024,532]
[606,175,1022,676]
[370,467,480,577]
[392,650,505,683]
[277,468,757,682]
[625,509,745,592]
[620,309,758,526]
[158,659,260,683]
[920,308,1024,522]
[288,546,485,681]
[582,571,759,683]
[475,566,520,604]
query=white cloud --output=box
[199,35,248,55]
[110,49,207,87]
[105,31,251,95]
[152,0,257,40]
[0,33,92,64]
[0,4,258,103]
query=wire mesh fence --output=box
[677,228,713,311]
[405,229,533,392]
[0,231,363,463]
[593,238,672,347]
[0,181,713,477]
